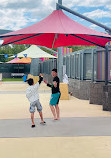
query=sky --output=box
[0,0,111,33]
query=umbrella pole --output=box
[57,0,62,10]
[56,1,63,82]
[30,58,39,76]
[105,45,109,85]
[53,58,54,68]
[57,47,63,82]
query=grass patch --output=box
[2,78,23,81]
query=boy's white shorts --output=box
[29,100,42,113]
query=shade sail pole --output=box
[57,47,63,82]
[57,0,62,10]
[30,58,39,76]
[105,45,109,85]
[57,0,63,82]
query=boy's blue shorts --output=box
[50,92,61,106]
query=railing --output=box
[39,47,111,83]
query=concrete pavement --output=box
[0,117,111,138]
[0,82,111,158]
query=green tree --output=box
[0,44,27,62]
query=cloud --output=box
[0,0,57,30]
[0,0,111,31]
[0,8,38,31]
[63,0,111,8]
[90,24,100,29]
[83,9,111,18]
[89,22,111,33]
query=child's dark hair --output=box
[26,78,34,86]
[52,68,57,73]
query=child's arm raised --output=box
[44,80,52,88]
[38,74,43,84]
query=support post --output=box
[53,58,55,68]
[79,52,81,80]
[105,45,109,85]
[91,49,94,82]
[57,47,63,82]
[74,53,76,79]
[30,58,39,76]
[81,52,84,80]
[56,0,62,10]
[56,0,63,82]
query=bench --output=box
[11,73,24,77]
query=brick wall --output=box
[89,82,105,105]
[103,85,111,111]
[68,79,90,100]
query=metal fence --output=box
[40,59,57,74]
[58,48,97,81]
[96,47,111,81]
[39,47,111,82]
[1,47,111,82]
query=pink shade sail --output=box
[6,57,20,63]
[0,10,111,48]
